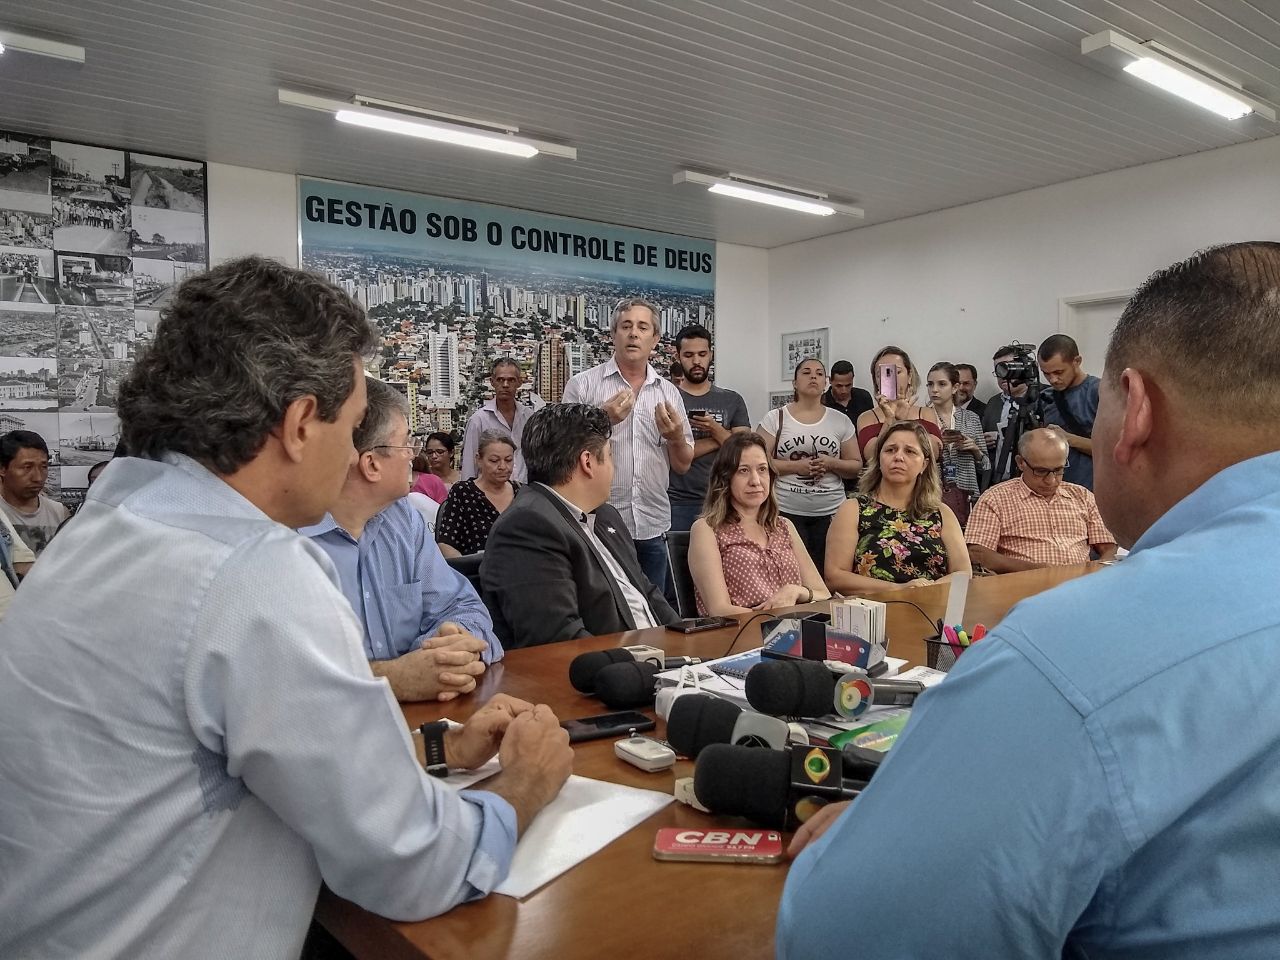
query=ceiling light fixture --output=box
[0,28,85,63]
[673,170,863,218]
[278,89,576,159]
[1082,30,1276,122]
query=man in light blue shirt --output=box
[304,377,501,702]
[0,257,573,960]
[778,241,1280,959]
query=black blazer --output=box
[480,484,679,649]
[961,396,988,421]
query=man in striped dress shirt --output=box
[562,297,694,597]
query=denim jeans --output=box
[668,502,702,533]
[633,535,676,608]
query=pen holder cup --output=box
[923,636,968,673]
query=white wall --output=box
[768,134,1280,402]
[713,243,771,422]
[207,163,299,266]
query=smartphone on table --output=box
[667,616,737,634]
[561,710,655,743]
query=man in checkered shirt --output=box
[966,426,1116,573]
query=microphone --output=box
[746,658,925,720]
[693,742,862,830]
[593,661,660,709]
[568,644,701,694]
[665,693,790,759]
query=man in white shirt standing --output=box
[461,358,533,482]
[562,297,693,597]
[0,430,69,557]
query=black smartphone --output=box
[667,616,737,634]
[562,710,656,743]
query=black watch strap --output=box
[420,720,450,778]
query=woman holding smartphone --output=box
[926,361,987,528]
[756,358,862,567]
[855,345,943,463]
[689,432,830,616]
[825,421,970,593]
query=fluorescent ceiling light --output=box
[674,170,863,218]
[278,89,575,160]
[1082,30,1275,122]
[0,28,85,63]
[335,108,538,158]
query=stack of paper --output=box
[832,597,887,647]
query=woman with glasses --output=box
[422,432,461,493]
[434,431,519,559]
[824,421,970,592]
[756,358,863,569]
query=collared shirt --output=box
[966,476,1112,565]
[562,357,694,539]
[821,385,874,422]
[301,497,501,663]
[461,399,534,483]
[779,450,1280,959]
[540,483,657,629]
[0,454,516,959]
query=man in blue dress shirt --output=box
[0,257,573,960]
[303,377,502,702]
[778,241,1280,959]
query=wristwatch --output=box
[420,720,450,778]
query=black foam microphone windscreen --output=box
[568,647,633,694]
[693,743,792,828]
[745,658,834,718]
[593,660,660,709]
[665,693,741,759]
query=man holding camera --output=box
[981,344,1034,487]
[1037,334,1101,490]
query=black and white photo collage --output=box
[0,130,207,511]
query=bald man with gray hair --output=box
[964,426,1115,573]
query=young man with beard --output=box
[667,324,750,532]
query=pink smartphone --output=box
[878,364,898,400]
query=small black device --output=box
[668,616,737,634]
[561,710,656,743]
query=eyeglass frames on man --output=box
[370,438,424,456]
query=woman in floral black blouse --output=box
[434,431,519,558]
[823,420,970,593]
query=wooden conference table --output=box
[317,563,1101,960]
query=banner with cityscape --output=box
[0,129,208,510]
[299,176,716,435]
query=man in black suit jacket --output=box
[954,364,987,421]
[481,403,679,648]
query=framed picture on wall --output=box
[780,327,828,380]
[768,391,790,410]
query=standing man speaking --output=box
[563,297,693,595]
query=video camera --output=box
[993,342,1040,385]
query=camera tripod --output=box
[991,382,1044,484]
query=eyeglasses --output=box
[371,438,424,456]
[1020,458,1068,478]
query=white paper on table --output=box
[941,572,971,632]
[493,774,672,900]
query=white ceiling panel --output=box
[0,0,1275,247]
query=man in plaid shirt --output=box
[966,427,1116,573]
